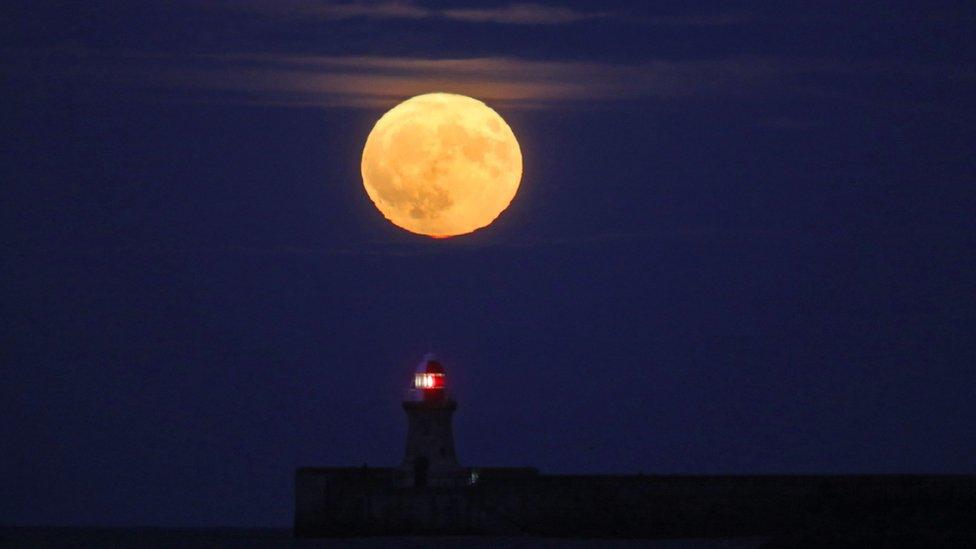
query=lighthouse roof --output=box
[415,353,445,375]
[423,360,445,374]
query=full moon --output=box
[361,93,523,238]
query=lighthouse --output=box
[296,355,976,538]
[401,354,464,487]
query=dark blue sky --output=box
[3,1,975,527]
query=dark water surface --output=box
[0,529,765,548]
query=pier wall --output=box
[295,468,976,538]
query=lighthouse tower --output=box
[401,355,464,487]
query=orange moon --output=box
[361,93,523,238]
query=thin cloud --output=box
[110,53,801,110]
[214,1,753,26]
[217,1,611,25]
[243,0,429,20]
[441,4,610,25]
[47,49,970,111]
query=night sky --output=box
[4,1,976,528]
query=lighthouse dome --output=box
[420,359,444,375]
[415,353,445,374]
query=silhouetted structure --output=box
[400,358,463,488]
[295,357,976,539]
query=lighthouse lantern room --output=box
[414,359,446,399]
